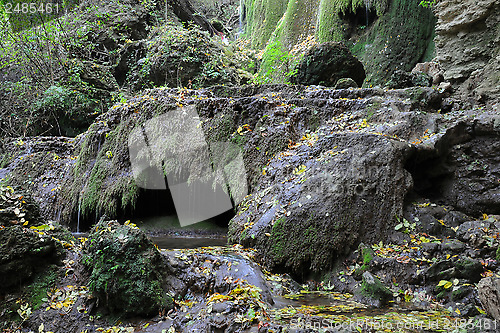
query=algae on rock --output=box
[82,220,172,316]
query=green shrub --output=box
[33,84,101,136]
[254,40,297,84]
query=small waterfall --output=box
[238,0,244,36]
[77,197,81,233]
[364,0,371,26]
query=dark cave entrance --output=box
[404,150,453,203]
[116,187,236,230]
[403,124,500,217]
[339,6,378,39]
[72,185,236,233]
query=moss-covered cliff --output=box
[244,0,435,86]
[351,0,436,86]
[244,0,289,48]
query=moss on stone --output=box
[350,0,436,86]
[82,220,172,316]
[25,265,60,311]
[353,244,374,278]
[316,0,382,43]
[360,271,393,304]
[244,0,289,49]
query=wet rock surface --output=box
[229,131,413,275]
[0,225,59,290]
[0,82,499,331]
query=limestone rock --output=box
[478,277,500,320]
[434,0,500,103]
[386,70,432,89]
[229,132,413,274]
[0,225,59,289]
[412,62,444,85]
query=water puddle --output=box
[150,236,227,249]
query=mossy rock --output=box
[82,220,172,316]
[451,285,473,302]
[353,244,375,280]
[133,24,243,89]
[0,225,60,289]
[385,70,432,89]
[360,271,393,306]
[455,258,483,282]
[335,78,358,89]
[25,265,60,311]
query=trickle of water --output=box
[238,0,244,36]
[77,198,81,233]
[364,0,371,26]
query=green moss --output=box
[270,216,288,258]
[317,0,371,42]
[269,213,334,272]
[256,39,295,84]
[63,114,145,224]
[82,221,172,316]
[274,0,320,49]
[25,265,60,311]
[497,246,500,262]
[350,0,436,86]
[360,272,393,303]
[362,246,374,264]
[353,244,374,278]
[244,0,289,49]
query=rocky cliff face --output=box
[244,0,499,105]
[433,0,500,104]
[244,0,436,86]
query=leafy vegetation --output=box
[419,0,437,7]
[254,40,298,84]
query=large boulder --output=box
[229,132,413,274]
[291,42,366,87]
[478,277,500,320]
[0,224,62,289]
[82,220,173,316]
[131,25,244,89]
